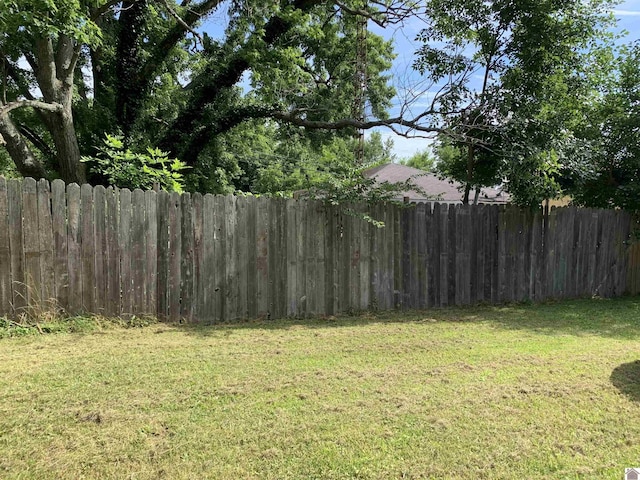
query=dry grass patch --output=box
[1,297,640,479]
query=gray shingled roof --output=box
[363,163,509,204]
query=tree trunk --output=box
[32,36,87,184]
[463,182,471,204]
[49,107,86,184]
[0,113,47,178]
[462,144,475,204]
[473,186,480,205]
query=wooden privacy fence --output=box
[0,176,638,321]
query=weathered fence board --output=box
[156,191,168,319]
[66,183,81,314]
[224,195,237,321]
[80,184,95,313]
[246,198,258,319]
[192,193,204,320]
[51,180,69,311]
[22,178,40,309]
[323,203,334,314]
[93,185,107,313]
[167,192,182,321]
[180,193,194,321]
[146,190,158,315]
[119,189,133,316]
[286,199,297,316]
[0,178,11,315]
[132,189,147,315]
[0,177,638,322]
[105,187,120,316]
[201,194,215,321]
[37,179,54,306]
[212,195,225,321]
[437,203,448,307]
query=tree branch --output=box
[0,100,64,116]
[159,0,203,45]
[0,113,47,178]
[54,34,83,85]
[271,111,449,135]
[90,0,129,21]
[18,125,56,159]
[141,0,223,83]
[159,0,324,158]
[33,38,60,100]
[335,0,419,27]
[5,62,36,101]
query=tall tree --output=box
[0,0,408,185]
[568,42,640,210]
[0,0,103,182]
[411,0,617,206]
[400,148,435,172]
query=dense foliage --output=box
[81,135,188,192]
[0,0,639,209]
[0,0,397,191]
[400,149,435,172]
[567,43,640,210]
[412,0,620,206]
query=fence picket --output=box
[37,179,54,306]
[51,180,69,312]
[93,185,107,313]
[286,199,298,316]
[80,184,96,313]
[192,193,203,320]
[167,192,182,321]
[447,205,457,306]
[66,183,81,314]
[131,189,146,315]
[22,178,40,309]
[105,187,120,316]
[224,195,237,321]
[212,195,225,321]
[145,190,158,315]
[180,193,194,321]
[0,178,11,315]
[437,203,449,307]
[235,196,248,320]
[202,194,216,321]
[246,197,258,319]
[119,189,133,316]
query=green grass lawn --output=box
[1,298,640,479]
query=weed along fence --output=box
[0,176,638,321]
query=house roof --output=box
[363,163,509,204]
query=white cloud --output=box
[613,9,640,16]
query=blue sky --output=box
[371,1,640,159]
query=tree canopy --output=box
[566,42,640,210]
[0,0,400,187]
[1,0,638,209]
[411,0,619,206]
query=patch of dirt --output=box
[76,411,103,424]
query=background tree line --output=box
[0,0,639,209]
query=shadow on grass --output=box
[611,361,640,402]
[173,296,640,340]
